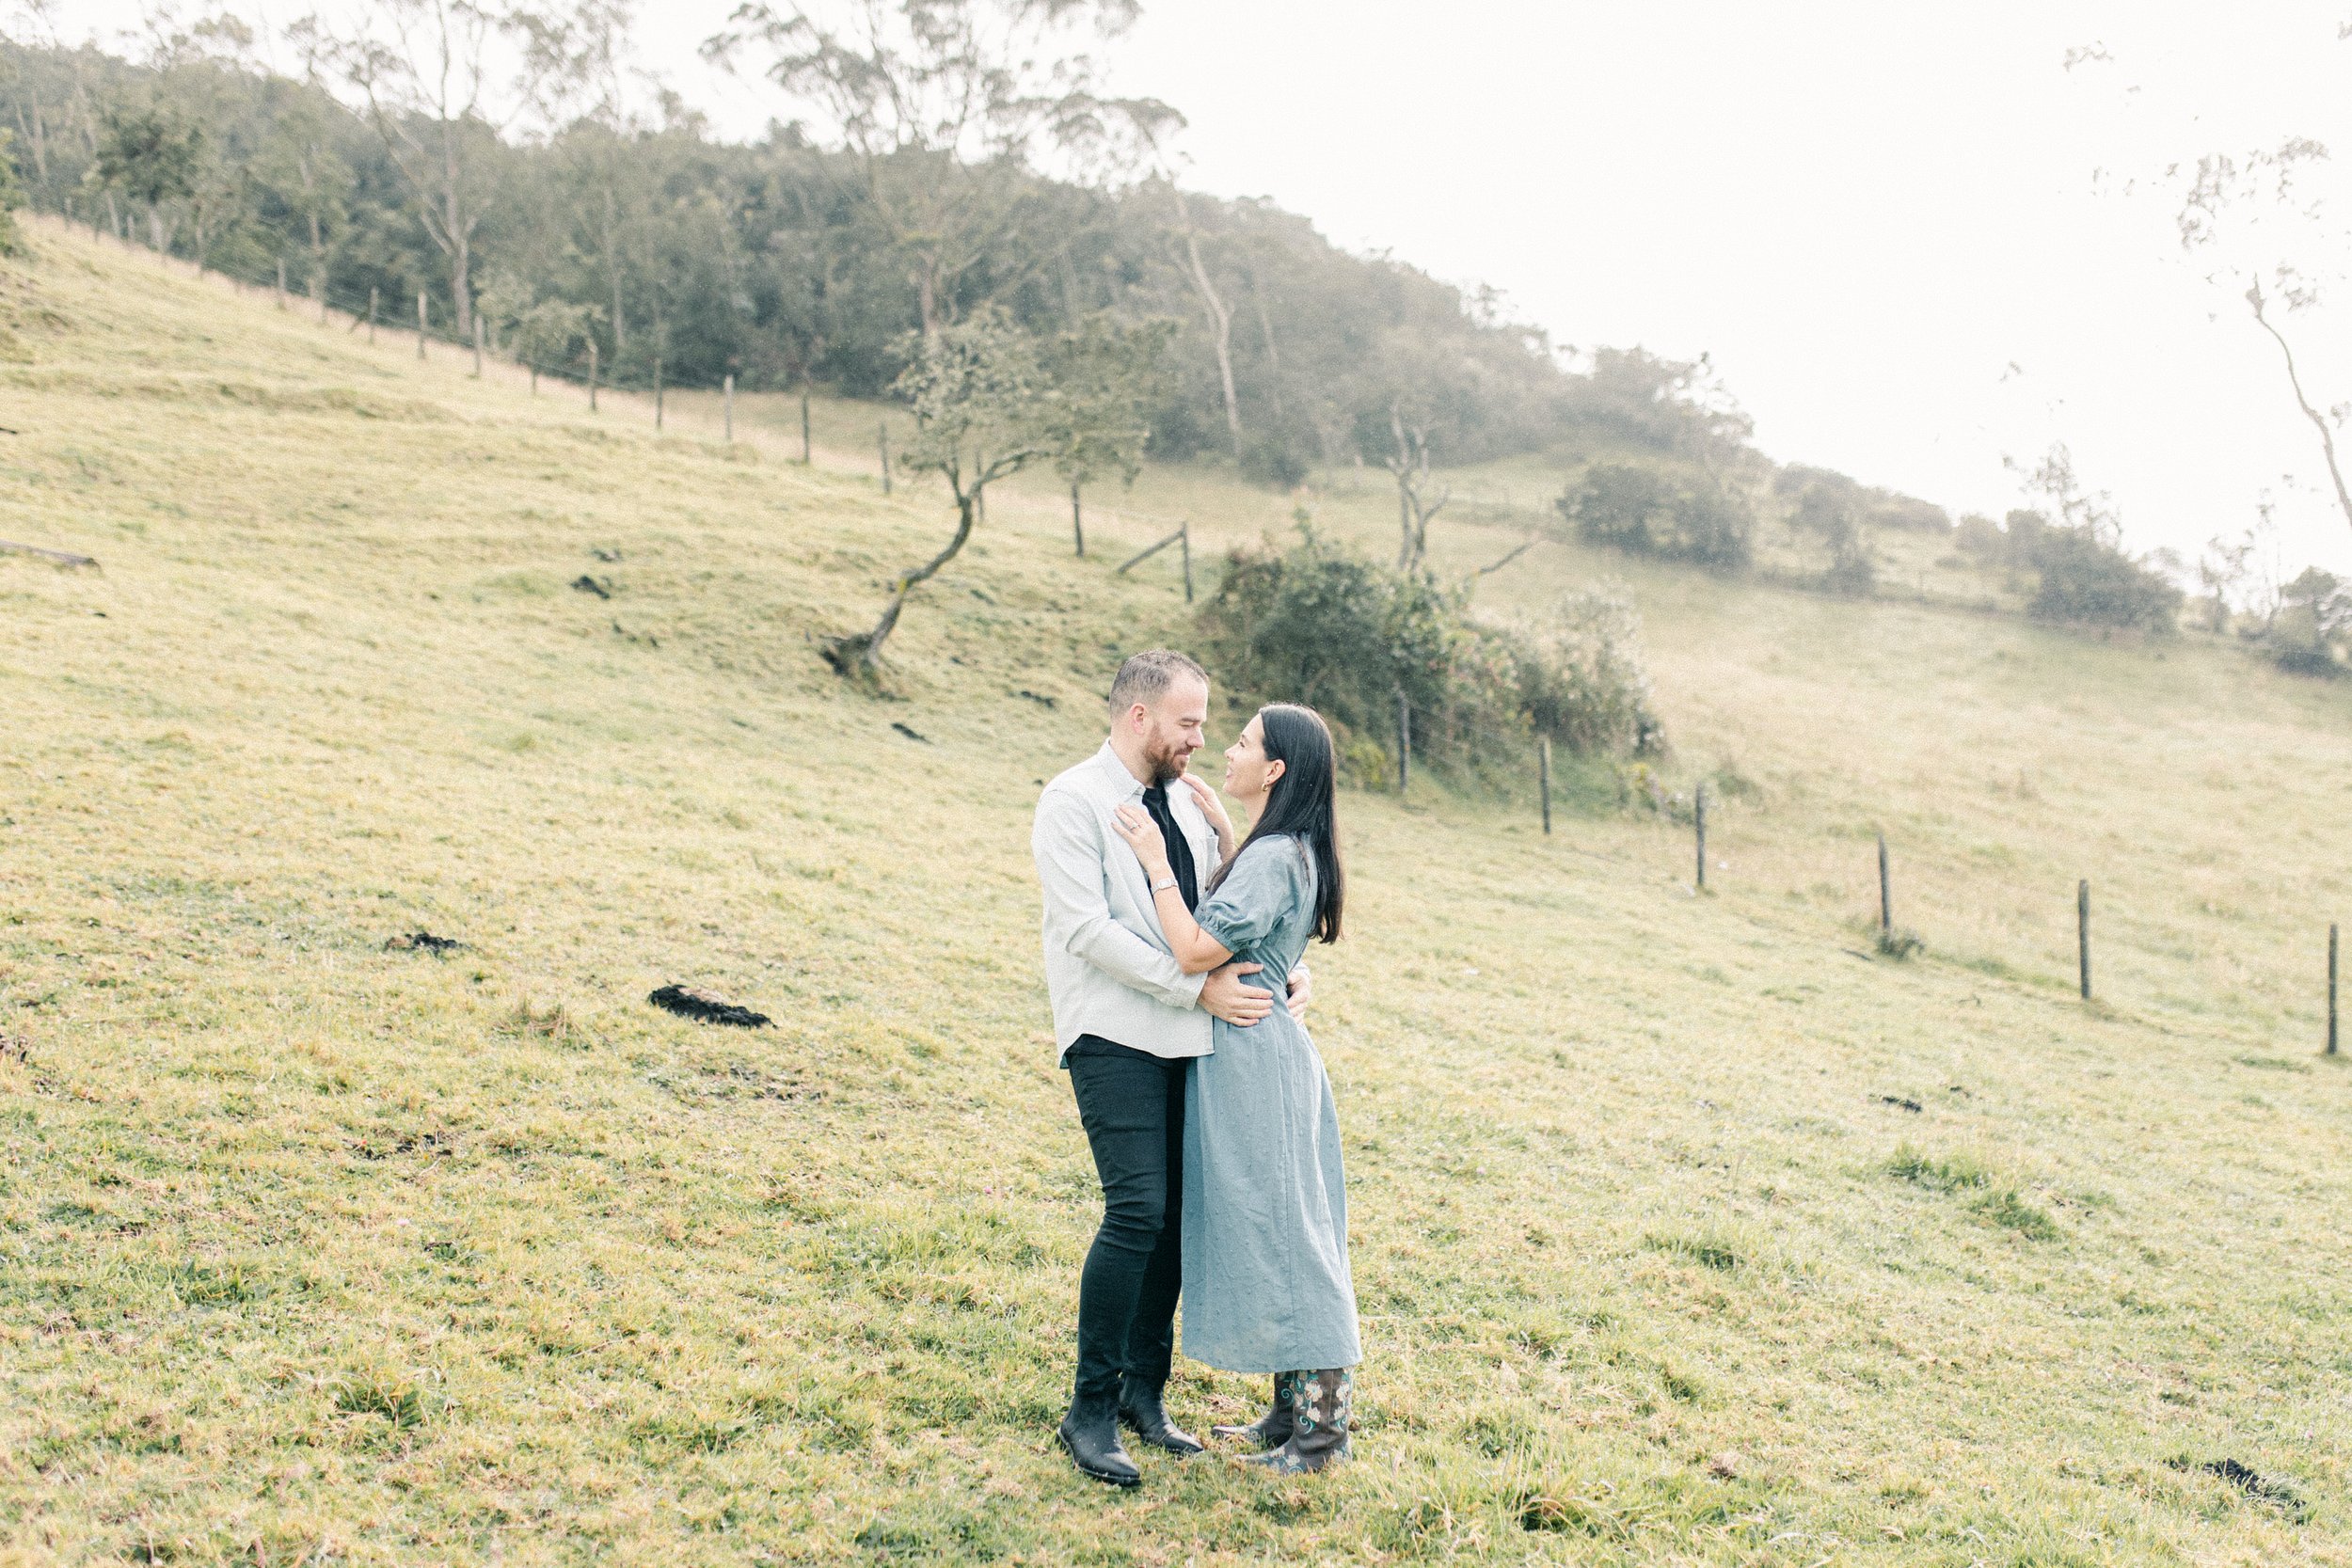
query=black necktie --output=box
[1140,784,1200,911]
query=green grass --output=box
[5,219,2352,1564]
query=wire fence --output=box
[74,219,812,425]
[83,222,1219,565]
[58,219,2346,1054]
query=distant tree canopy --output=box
[0,30,1748,482]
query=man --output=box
[1032,650,1309,1487]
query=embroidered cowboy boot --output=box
[1239,1368,1352,1474]
[1209,1371,1295,1449]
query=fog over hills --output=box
[58,0,2352,578]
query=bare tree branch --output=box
[2248,277,2352,538]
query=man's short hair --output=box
[1106,649,1208,715]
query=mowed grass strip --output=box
[1,223,2348,1564]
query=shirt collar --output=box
[1092,740,1150,800]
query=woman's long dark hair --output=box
[1206,703,1344,943]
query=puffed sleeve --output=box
[1193,836,1307,956]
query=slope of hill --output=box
[5,221,2351,1567]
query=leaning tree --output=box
[824,309,1137,678]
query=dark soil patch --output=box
[2172,1457,2308,1517]
[572,575,612,598]
[649,986,772,1029]
[351,1130,452,1161]
[1015,689,1057,708]
[1878,1095,1923,1113]
[890,722,930,743]
[386,931,466,954]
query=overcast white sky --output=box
[63,0,2352,578]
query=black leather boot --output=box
[1210,1371,1295,1449]
[1118,1377,1205,1457]
[1239,1368,1352,1474]
[1058,1388,1141,1487]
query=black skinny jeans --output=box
[1065,1037,1188,1402]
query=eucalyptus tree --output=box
[516,0,647,353]
[2059,23,2352,545]
[1161,177,1241,456]
[311,0,559,335]
[252,88,351,301]
[706,0,1175,338]
[0,2,66,198]
[2155,111,2352,542]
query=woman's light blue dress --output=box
[1181,835,1361,1374]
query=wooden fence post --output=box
[1695,783,1708,891]
[879,422,892,493]
[1395,690,1410,796]
[2330,923,2340,1056]
[472,313,485,378]
[1181,519,1194,604]
[654,356,664,431]
[368,286,378,346]
[723,373,735,442]
[2078,880,2091,1001]
[587,342,598,411]
[316,268,328,325]
[416,291,427,360]
[1878,832,1892,933]
[1072,482,1085,558]
[275,257,286,309]
[800,388,812,464]
[1538,737,1552,835]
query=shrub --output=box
[1239,415,1315,488]
[1199,529,1664,784]
[2262,567,2349,677]
[1953,512,2005,562]
[1200,526,1474,776]
[1508,587,1664,756]
[1558,463,1754,569]
[1778,471,1876,595]
[2026,524,2181,634]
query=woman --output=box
[1109,702,1359,1473]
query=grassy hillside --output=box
[5,218,2352,1567]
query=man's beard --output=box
[1144,740,1191,786]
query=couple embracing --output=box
[1032,649,1359,1487]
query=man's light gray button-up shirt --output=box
[1033,742,1222,1063]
